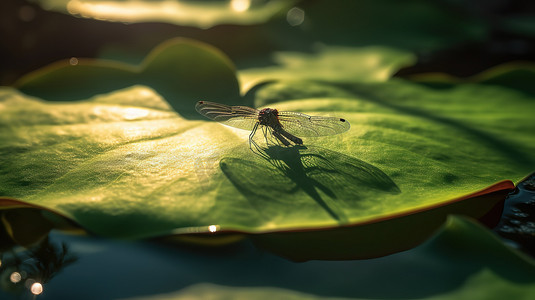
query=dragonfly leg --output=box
[262,126,271,145]
[248,122,259,150]
[249,123,268,156]
[272,130,291,146]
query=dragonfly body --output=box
[257,108,303,145]
[195,101,349,148]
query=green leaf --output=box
[238,46,415,92]
[32,0,296,28]
[404,62,535,97]
[249,79,535,175]
[14,38,241,118]
[2,39,535,259]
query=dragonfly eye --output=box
[259,108,274,115]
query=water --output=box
[493,172,535,257]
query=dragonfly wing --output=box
[195,101,260,131]
[277,111,350,137]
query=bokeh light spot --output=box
[31,282,43,295]
[208,225,218,232]
[10,272,22,283]
[287,7,305,26]
[69,57,79,66]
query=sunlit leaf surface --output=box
[1,39,535,259]
[34,0,295,28]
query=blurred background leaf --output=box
[3,0,534,86]
[33,0,296,28]
[14,38,241,117]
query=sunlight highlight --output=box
[138,88,154,98]
[123,107,150,120]
[64,0,281,28]
[67,0,170,21]
[230,0,251,12]
[208,225,218,232]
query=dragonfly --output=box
[195,101,350,149]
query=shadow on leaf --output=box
[220,145,399,224]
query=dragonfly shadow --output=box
[219,146,400,224]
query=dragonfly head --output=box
[258,108,280,127]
